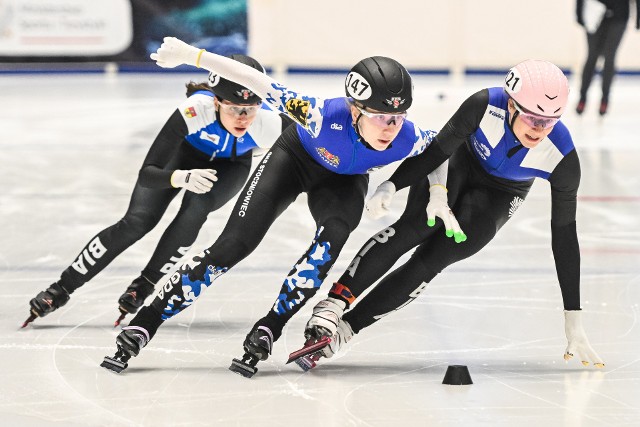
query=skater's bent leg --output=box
[28,184,176,323]
[344,186,521,335]
[141,159,251,282]
[336,218,430,302]
[334,175,438,304]
[145,148,299,324]
[60,183,176,292]
[255,172,369,341]
[259,217,352,340]
[343,256,434,333]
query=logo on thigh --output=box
[509,196,524,217]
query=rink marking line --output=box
[341,361,443,426]
[0,342,213,355]
[47,309,137,425]
[485,374,611,423]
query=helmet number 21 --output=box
[505,70,521,91]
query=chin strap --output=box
[214,103,239,161]
[353,113,393,151]
[352,112,373,149]
[506,104,524,157]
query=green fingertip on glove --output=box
[444,229,467,243]
[453,231,467,243]
[427,221,467,243]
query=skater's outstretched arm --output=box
[151,37,326,136]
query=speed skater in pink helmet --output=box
[503,59,569,130]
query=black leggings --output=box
[579,17,627,102]
[147,126,369,340]
[59,150,251,292]
[341,147,530,333]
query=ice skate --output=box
[304,296,346,339]
[114,276,155,327]
[286,336,331,372]
[22,282,70,328]
[100,326,150,373]
[229,325,273,378]
[294,319,354,372]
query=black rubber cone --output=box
[442,365,473,385]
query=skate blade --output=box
[21,312,38,329]
[100,356,128,373]
[113,310,127,328]
[286,336,331,364]
[229,358,258,378]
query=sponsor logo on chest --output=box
[472,135,491,160]
[316,147,340,167]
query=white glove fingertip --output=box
[199,179,214,190]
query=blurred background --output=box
[1,0,638,75]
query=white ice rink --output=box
[1,71,639,426]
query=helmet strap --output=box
[351,102,376,150]
[509,109,519,129]
[506,99,523,150]
[353,113,375,150]
[214,100,230,134]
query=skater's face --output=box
[507,98,557,149]
[215,97,261,137]
[351,104,406,151]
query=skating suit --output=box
[338,87,584,333]
[145,82,439,341]
[58,89,290,292]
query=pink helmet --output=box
[503,60,569,117]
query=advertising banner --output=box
[0,0,133,56]
[0,0,248,64]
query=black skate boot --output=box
[22,282,71,327]
[114,275,155,327]
[100,326,150,373]
[229,326,274,378]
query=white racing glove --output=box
[365,181,396,219]
[170,169,218,194]
[150,37,203,69]
[321,318,354,358]
[426,184,467,243]
[305,297,347,338]
[564,310,605,368]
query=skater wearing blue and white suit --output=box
[305,60,605,370]
[25,55,293,328]
[102,37,462,377]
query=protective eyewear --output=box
[356,106,407,127]
[218,102,260,117]
[512,101,560,129]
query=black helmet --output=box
[345,56,412,113]
[208,54,265,104]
